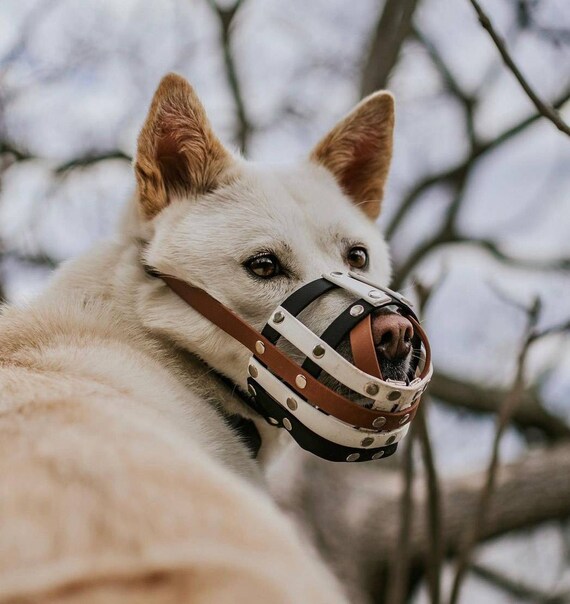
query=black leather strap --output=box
[248,378,398,463]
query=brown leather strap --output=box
[161,274,423,431]
[350,314,383,379]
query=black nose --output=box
[371,311,414,361]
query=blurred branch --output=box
[54,150,131,174]
[277,440,570,604]
[468,0,570,137]
[386,434,415,604]
[386,85,570,242]
[360,0,420,96]
[448,299,540,604]
[431,371,570,442]
[470,562,570,603]
[207,0,251,152]
[415,405,443,604]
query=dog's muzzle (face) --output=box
[148,268,432,463]
[247,271,432,462]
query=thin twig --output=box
[416,404,443,604]
[470,562,570,604]
[207,0,250,153]
[448,299,541,604]
[386,432,415,604]
[360,0,420,96]
[468,0,570,137]
[386,86,570,241]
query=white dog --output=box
[0,73,408,603]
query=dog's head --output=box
[133,74,413,399]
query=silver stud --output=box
[268,417,279,425]
[350,304,364,317]
[369,289,383,299]
[388,390,401,401]
[247,384,257,397]
[365,382,379,396]
[372,416,386,429]
[361,436,374,447]
[273,311,284,323]
[286,397,298,411]
[312,344,325,358]
[295,374,307,389]
[248,365,258,378]
[399,413,410,425]
[346,452,360,462]
[371,451,385,460]
[255,340,265,355]
[330,271,343,277]
[386,435,396,445]
[283,418,293,431]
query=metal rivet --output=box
[295,374,307,389]
[268,417,279,425]
[330,271,343,277]
[255,340,265,354]
[248,365,258,378]
[350,304,364,317]
[283,418,293,431]
[369,289,383,299]
[361,436,374,447]
[247,384,257,397]
[346,452,360,462]
[388,390,401,401]
[273,311,284,323]
[372,416,386,429]
[399,413,410,425]
[286,397,298,411]
[312,344,325,358]
[386,435,396,445]
[372,451,385,460]
[365,383,379,396]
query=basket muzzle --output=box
[148,268,432,463]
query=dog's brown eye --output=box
[346,246,368,269]
[246,254,281,279]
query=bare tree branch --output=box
[207,0,251,153]
[431,371,570,442]
[386,434,415,604]
[54,150,132,174]
[448,299,540,604]
[360,0,420,96]
[468,0,570,137]
[416,404,443,604]
[470,562,570,603]
[386,85,570,241]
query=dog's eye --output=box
[246,254,281,279]
[346,246,368,269]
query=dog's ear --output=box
[310,92,394,220]
[135,73,233,219]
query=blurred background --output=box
[1,0,569,602]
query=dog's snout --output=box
[371,312,414,362]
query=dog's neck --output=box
[44,235,285,466]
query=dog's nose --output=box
[371,312,414,361]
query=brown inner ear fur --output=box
[310,92,395,221]
[135,73,232,219]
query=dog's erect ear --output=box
[310,92,394,221]
[135,73,233,219]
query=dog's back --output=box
[0,267,347,603]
